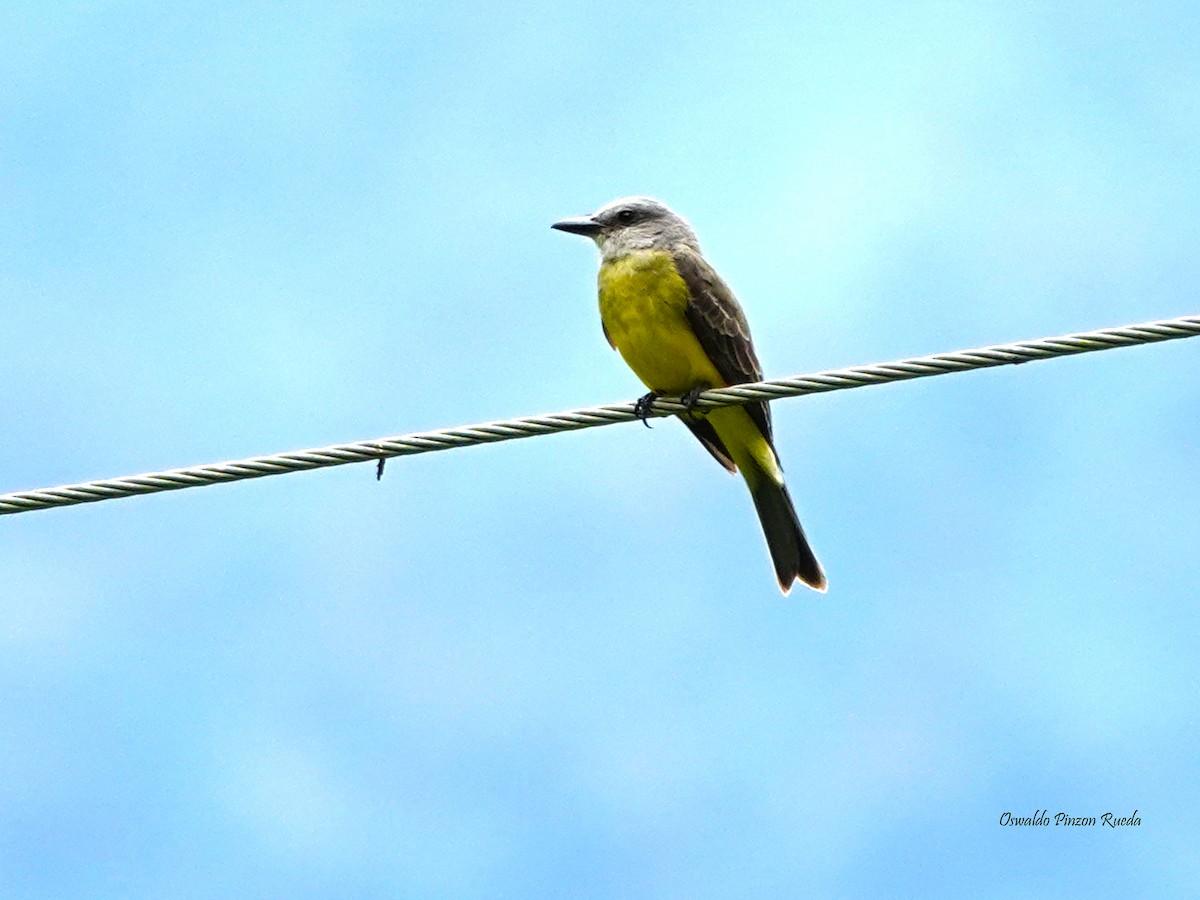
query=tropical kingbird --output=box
[552,197,827,594]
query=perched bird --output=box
[553,197,827,594]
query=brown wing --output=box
[673,245,773,443]
[682,417,737,473]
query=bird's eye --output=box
[616,208,637,224]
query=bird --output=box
[552,197,826,594]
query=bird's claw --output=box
[680,386,707,415]
[634,392,660,427]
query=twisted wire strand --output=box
[3,313,1197,516]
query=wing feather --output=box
[682,417,737,473]
[674,245,774,442]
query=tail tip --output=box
[778,568,828,596]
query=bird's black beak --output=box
[551,215,602,237]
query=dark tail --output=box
[749,479,827,594]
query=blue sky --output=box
[3,2,1199,897]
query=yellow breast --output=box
[598,251,725,394]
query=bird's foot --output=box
[680,385,708,416]
[634,392,660,428]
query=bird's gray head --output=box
[552,196,700,261]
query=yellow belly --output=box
[598,251,725,394]
[598,250,784,486]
